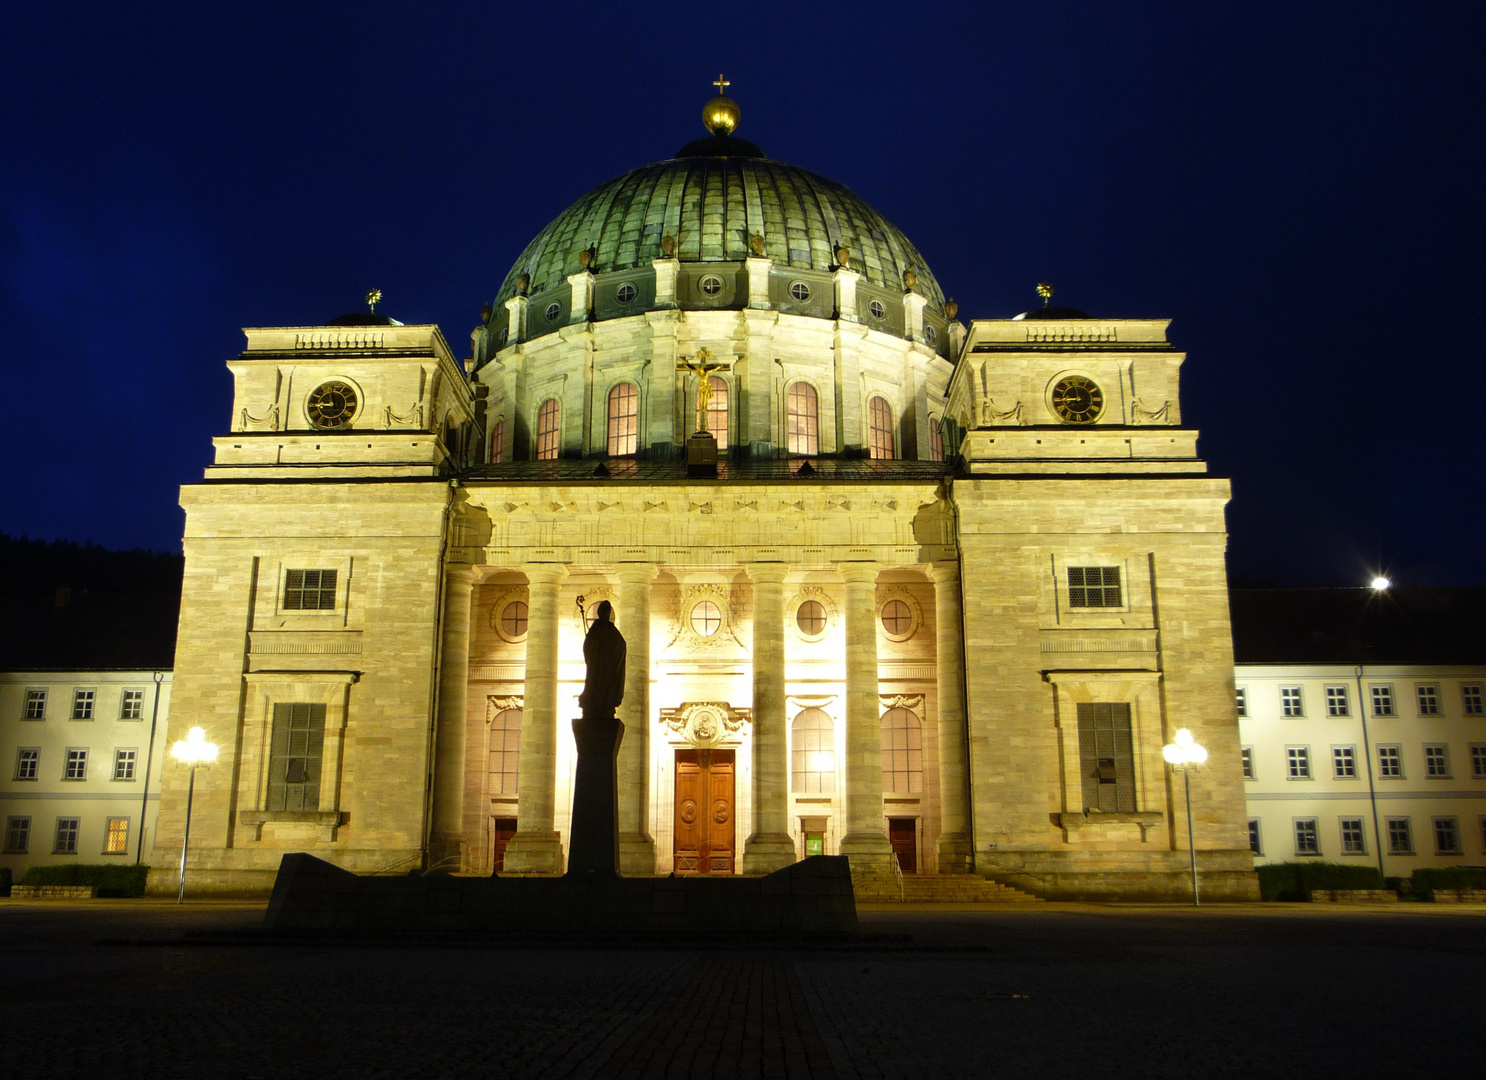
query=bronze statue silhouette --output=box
[567,599,626,876]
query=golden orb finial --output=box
[1036,282,1054,306]
[703,73,740,135]
[366,288,382,313]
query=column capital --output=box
[837,562,880,586]
[745,562,789,585]
[525,564,569,587]
[615,562,660,584]
[445,563,477,587]
[927,560,960,586]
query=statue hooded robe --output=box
[578,600,626,718]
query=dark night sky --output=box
[2,2,1482,586]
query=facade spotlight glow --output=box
[1163,727,1208,905]
[1370,576,1391,591]
[170,726,218,902]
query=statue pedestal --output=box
[686,431,718,478]
[567,715,624,876]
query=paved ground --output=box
[2,898,1482,1078]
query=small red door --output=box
[490,816,518,873]
[674,749,735,874]
[888,818,917,875]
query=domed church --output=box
[156,84,1256,899]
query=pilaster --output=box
[652,257,678,308]
[504,563,567,874]
[430,564,475,869]
[743,563,796,873]
[744,256,773,309]
[504,294,528,345]
[902,290,927,343]
[833,266,860,322]
[837,562,895,871]
[617,564,658,874]
[929,561,972,872]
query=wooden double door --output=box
[673,749,735,874]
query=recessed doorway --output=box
[673,748,735,874]
[489,816,517,873]
[888,817,917,875]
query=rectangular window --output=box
[1424,744,1449,778]
[1387,817,1413,855]
[112,748,137,782]
[1433,817,1460,855]
[1332,746,1357,779]
[23,689,46,719]
[1325,685,1349,716]
[53,817,80,855]
[1463,684,1484,716]
[1371,685,1395,717]
[63,748,88,781]
[1247,819,1262,855]
[103,817,129,855]
[120,689,145,720]
[283,569,337,611]
[71,689,95,720]
[1340,817,1366,855]
[1240,746,1255,780]
[1235,687,1247,717]
[1286,746,1311,779]
[1378,744,1402,778]
[15,748,40,781]
[267,703,326,812]
[1416,684,1440,716]
[1294,818,1319,855]
[1067,566,1121,608]
[1281,687,1304,717]
[1076,702,1135,812]
[5,816,31,854]
[1471,744,1486,779]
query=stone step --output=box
[850,872,1041,903]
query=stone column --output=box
[503,564,567,873]
[838,563,895,871]
[617,564,657,874]
[930,562,972,872]
[744,563,796,873]
[430,564,475,868]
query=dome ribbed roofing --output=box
[491,155,946,310]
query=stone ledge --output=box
[11,885,98,899]
[1308,889,1400,903]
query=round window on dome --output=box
[924,324,937,345]
[789,281,812,302]
[796,599,827,637]
[545,302,561,322]
[690,600,722,637]
[868,299,886,320]
[699,275,723,297]
[616,282,637,304]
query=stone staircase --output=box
[850,871,1042,903]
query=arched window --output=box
[606,382,639,456]
[791,708,836,794]
[786,382,819,456]
[706,375,728,450]
[928,417,945,462]
[880,707,923,793]
[868,396,895,460]
[535,398,561,460]
[488,708,522,796]
[489,418,505,464]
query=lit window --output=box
[1416,684,1440,716]
[1424,744,1449,778]
[500,601,529,640]
[1235,688,1247,717]
[120,689,144,720]
[1340,818,1366,854]
[1240,746,1254,779]
[1371,685,1395,716]
[4,816,30,854]
[104,817,129,855]
[24,689,46,719]
[113,749,136,782]
[616,282,637,304]
[71,689,95,720]
[796,600,826,636]
[1378,745,1402,778]
[706,376,728,450]
[1332,746,1357,779]
[867,396,894,459]
[1293,818,1319,856]
[786,382,819,456]
[880,599,912,637]
[1286,746,1311,779]
[868,298,886,320]
[489,418,505,464]
[1067,566,1121,608]
[789,280,811,302]
[690,601,722,637]
[1281,687,1304,717]
[268,703,326,812]
[15,749,39,781]
[64,749,87,781]
[488,708,522,797]
[53,817,80,855]
[1434,816,1461,854]
[880,707,923,793]
[699,275,723,296]
[791,708,836,794]
[283,569,337,611]
[1325,686,1349,716]
[606,382,639,457]
[1463,684,1484,715]
[1471,744,1486,779]
[928,417,945,462]
[1247,819,1262,855]
[536,398,561,460]
[1387,817,1413,855]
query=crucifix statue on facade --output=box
[677,348,730,435]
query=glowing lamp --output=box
[1162,727,1208,906]
[1370,576,1391,591]
[171,726,218,903]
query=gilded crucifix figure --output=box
[677,348,730,435]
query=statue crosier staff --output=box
[677,348,730,435]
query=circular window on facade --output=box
[499,600,529,641]
[690,600,722,637]
[545,302,562,322]
[306,381,358,430]
[868,299,886,320]
[796,599,827,637]
[699,275,723,297]
[880,598,914,638]
[789,280,812,302]
[924,323,937,345]
[616,282,637,304]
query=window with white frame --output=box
[15,748,39,781]
[1235,688,1247,717]
[63,748,87,781]
[71,689,95,720]
[112,748,136,782]
[1294,818,1319,855]
[535,398,561,460]
[1240,746,1254,779]
[1371,685,1395,716]
[1464,684,1484,716]
[104,817,129,855]
[867,396,895,460]
[1434,817,1461,854]
[606,382,639,456]
[1332,746,1357,779]
[4,816,29,854]
[1416,684,1440,716]
[1067,566,1122,608]
[1286,746,1311,779]
[791,708,836,794]
[1378,744,1402,778]
[283,569,337,611]
[1281,687,1304,717]
[53,817,79,854]
[1325,685,1349,716]
[120,688,145,719]
[1471,744,1486,779]
[1387,817,1413,854]
[1247,819,1262,855]
[1340,817,1366,854]
[1424,744,1449,778]
[24,689,46,719]
[786,382,819,456]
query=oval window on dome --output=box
[699,275,723,297]
[616,282,637,304]
[545,302,561,322]
[789,281,812,302]
[796,599,827,637]
[690,600,722,637]
[868,299,887,320]
[924,323,937,345]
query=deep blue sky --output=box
[2,2,1482,586]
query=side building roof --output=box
[1230,587,1486,666]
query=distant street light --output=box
[170,726,218,904]
[1162,728,1208,907]
[1370,576,1391,591]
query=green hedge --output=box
[18,864,149,897]
[1257,861,1384,901]
[1411,867,1486,896]
[0,866,10,897]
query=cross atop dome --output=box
[703,75,740,136]
[712,73,730,94]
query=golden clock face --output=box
[306,381,358,429]
[1050,375,1104,424]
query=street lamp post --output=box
[1163,728,1208,907]
[170,726,218,904]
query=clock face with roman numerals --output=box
[1050,375,1103,424]
[306,382,358,429]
